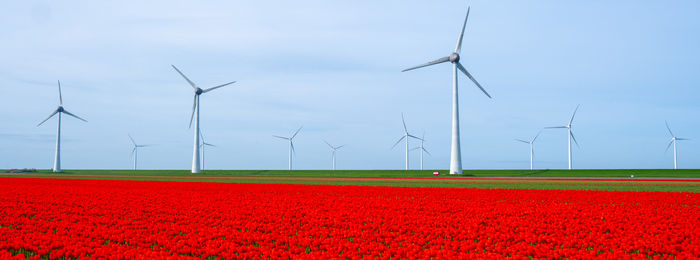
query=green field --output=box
[2,169,699,192]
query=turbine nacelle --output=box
[449,53,460,63]
[195,88,203,95]
[57,106,64,112]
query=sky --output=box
[1,0,698,170]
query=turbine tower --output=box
[515,131,541,170]
[665,121,689,170]
[323,140,344,170]
[392,114,422,170]
[37,81,87,173]
[274,127,302,170]
[402,6,492,175]
[546,105,580,170]
[199,131,216,171]
[128,134,151,170]
[410,132,431,170]
[172,65,236,173]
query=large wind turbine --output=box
[172,65,236,173]
[546,105,580,170]
[402,6,492,175]
[274,127,302,170]
[37,81,87,172]
[665,121,690,170]
[128,134,151,170]
[392,114,422,170]
[515,131,541,170]
[410,132,431,170]
[323,140,344,170]
[199,131,216,171]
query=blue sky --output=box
[1,0,698,170]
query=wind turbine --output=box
[172,65,236,173]
[402,6,492,175]
[392,114,422,170]
[515,131,541,170]
[410,132,431,170]
[37,81,87,172]
[323,140,344,170]
[665,121,690,170]
[546,105,580,170]
[128,134,151,170]
[199,131,216,171]
[274,127,302,170]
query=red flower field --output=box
[0,178,698,259]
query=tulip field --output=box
[0,177,698,259]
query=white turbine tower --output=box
[410,132,431,170]
[515,131,541,170]
[199,131,216,171]
[128,134,151,170]
[274,127,302,170]
[392,114,422,170]
[665,121,689,170]
[172,65,236,174]
[323,140,344,170]
[546,105,580,170]
[402,6,492,175]
[37,81,87,173]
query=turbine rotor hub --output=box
[195,88,203,95]
[57,106,64,112]
[449,53,460,63]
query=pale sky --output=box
[1,0,698,170]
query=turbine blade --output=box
[62,109,87,122]
[323,140,333,149]
[401,56,450,72]
[203,81,236,93]
[665,140,674,153]
[456,62,491,98]
[570,131,580,148]
[57,80,63,105]
[569,104,580,126]
[128,134,136,146]
[273,135,289,140]
[545,126,568,129]
[532,130,542,143]
[189,95,197,128]
[391,136,406,149]
[37,109,59,127]
[676,138,690,141]
[423,147,432,156]
[204,143,216,147]
[401,113,408,133]
[291,142,296,156]
[408,134,422,140]
[455,6,470,53]
[171,65,197,89]
[131,147,136,157]
[335,145,344,150]
[515,139,529,144]
[665,121,675,137]
[292,126,303,139]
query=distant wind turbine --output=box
[515,131,541,170]
[172,65,236,173]
[128,134,151,170]
[323,140,344,170]
[665,121,690,170]
[199,131,216,171]
[392,114,422,170]
[410,132,431,170]
[546,105,580,170]
[402,6,491,175]
[274,127,302,170]
[37,81,87,172]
